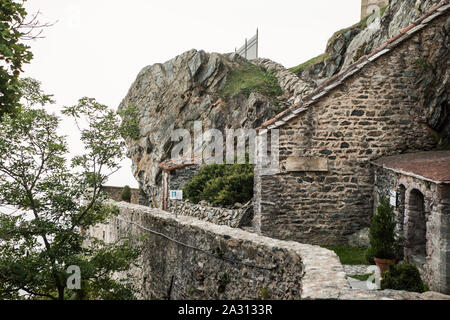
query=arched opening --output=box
[406,189,426,259]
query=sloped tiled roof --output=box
[372,151,450,184]
[256,0,450,135]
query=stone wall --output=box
[86,202,348,300]
[169,200,252,228]
[101,186,140,204]
[373,166,450,294]
[254,13,449,245]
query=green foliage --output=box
[220,64,282,102]
[0,0,34,117]
[289,53,328,75]
[260,287,271,300]
[18,77,54,107]
[381,263,425,293]
[349,274,374,282]
[324,245,368,265]
[365,246,376,265]
[117,104,140,140]
[0,91,140,300]
[182,161,254,207]
[121,185,131,202]
[367,197,402,260]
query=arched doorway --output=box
[406,189,426,260]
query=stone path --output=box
[343,265,374,276]
[341,264,450,300]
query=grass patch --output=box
[220,64,282,102]
[323,245,369,265]
[350,274,373,282]
[289,53,328,75]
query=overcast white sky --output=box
[22,0,361,188]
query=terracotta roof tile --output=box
[387,33,403,43]
[373,151,450,183]
[400,24,416,34]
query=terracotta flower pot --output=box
[374,257,397,278]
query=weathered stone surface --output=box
[347,228,370,248]
[285,157,329,172]
[101,186,140,204]
[168,200,253,228]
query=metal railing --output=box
[235,29,259,60]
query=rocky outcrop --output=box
[290,0,449,145]
[293,0,443,81]
[252,58,317,104]
[119,50,284,203]
[341,0,443,70]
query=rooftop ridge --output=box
[257,0,450,133]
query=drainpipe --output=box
[163,170,169,211]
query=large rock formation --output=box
[118,50,286,204]
[293,0,443,82]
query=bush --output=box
[367,197,402,260]
[183,162,254,207]
[121,185,132,202]
[220,64,282,102]
[381,263,425,293]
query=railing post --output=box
[245,38,248,59]
[256,28,259,59]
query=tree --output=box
[367,197,402,260]
[183,159,254,207]
[121,186,132,203]
[1,0,52,117]
[0,90,140,300]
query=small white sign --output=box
[389,189,397,207]
[169,190,183,200]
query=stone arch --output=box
[406,189,427,260]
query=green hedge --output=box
[381,263,425,293]
[182,162,254,207]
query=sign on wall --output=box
[169,190,183,200]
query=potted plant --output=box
[367,197,402,277]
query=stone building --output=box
[101,185,140,204]
[373,151,450,293]
[253,3,449,245]
[361,0,390,19]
